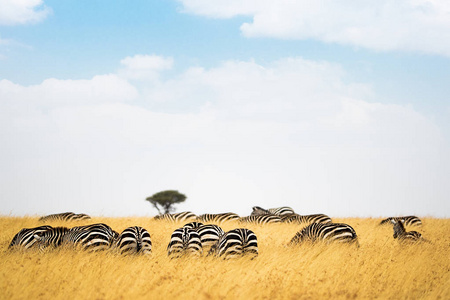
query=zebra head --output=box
[391,219,406,239]
[251,206,271,216]
[33,227,70,249]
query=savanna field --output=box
[1,216,449,299]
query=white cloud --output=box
[119,54,174,80]
[0,0,51,25]
[178,0,450,56]
[0,56,448,217]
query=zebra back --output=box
[268,206,295,216]
[282,213,332,224]
[239,215,281,224]
[211,228,258,259]
[183,222,204,229]
[39,212,76,222]
[154,211,197,222]
[62,223,116,252]
[197,213,240,223]
[39,212,91,222]
[289,223,358,245]
[251,206,295,216]
[167,227,203,257]
[380,216,422,227]
[116,226,152,255]
[9,225,53,250]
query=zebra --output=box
[289,223,359,246]
[70,213,91,221]
[390,219,424,242]
[154,211,197,222]
[239,215,282,224]
[197,213,240,223]
[61,223,118,252]
[115,226,152,255]
[8,225,54,250]
[39,212,91,222]
[209,228,258,259]
[182,222,204,229]
[33,227,71,251]
[251,206,295,216]
[182,222,224,249]
[167,227,203,258]
[281,213,332,224]
[196,224,225,249]
[380,216,422,227]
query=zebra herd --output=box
[8,207,426,259]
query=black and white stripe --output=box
[281,213,332,224]
[9,225,53,250]
[380,216,422,227]
[182,222,204,229]
[62,223,118,252]
[167,227,203,257]
[210,228,258,259]
[251,206,295,216]
[289,223,358,245]
[154,211,197,222]
[197,213,240,223]
[39,212,91,222]
[182,222,225,249]
[33,227,71,250]
[115,226,152,255]
[239,215,282,224]
[195,224,225,248]
[391,219,423,242]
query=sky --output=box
[1,0,449,218]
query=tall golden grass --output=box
[1,216,449,299]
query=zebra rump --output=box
[239,215,281,224]
[289,223,358,246]
[154,211,197,222]
[62,223,117,252]
[196,224,225,248]
[39,212,91,222]
[281,213,332,224]
[116,226,152,255]
[210,228,258,259]
[167,227,203,257]
[197,213,240,223]
[9,225,54,250]
[380,216,422,227]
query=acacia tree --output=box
[145,190,187,215]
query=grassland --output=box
[0,216,449,299]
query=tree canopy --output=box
[145,190,187,215]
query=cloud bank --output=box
[0,0,51,25]
[178,0,450,56]
[1,55,448,217]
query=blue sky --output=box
[1,0,449,217]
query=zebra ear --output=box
[33,234,43,241]
[390,219,396,225]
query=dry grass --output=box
[1,216,449,299]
